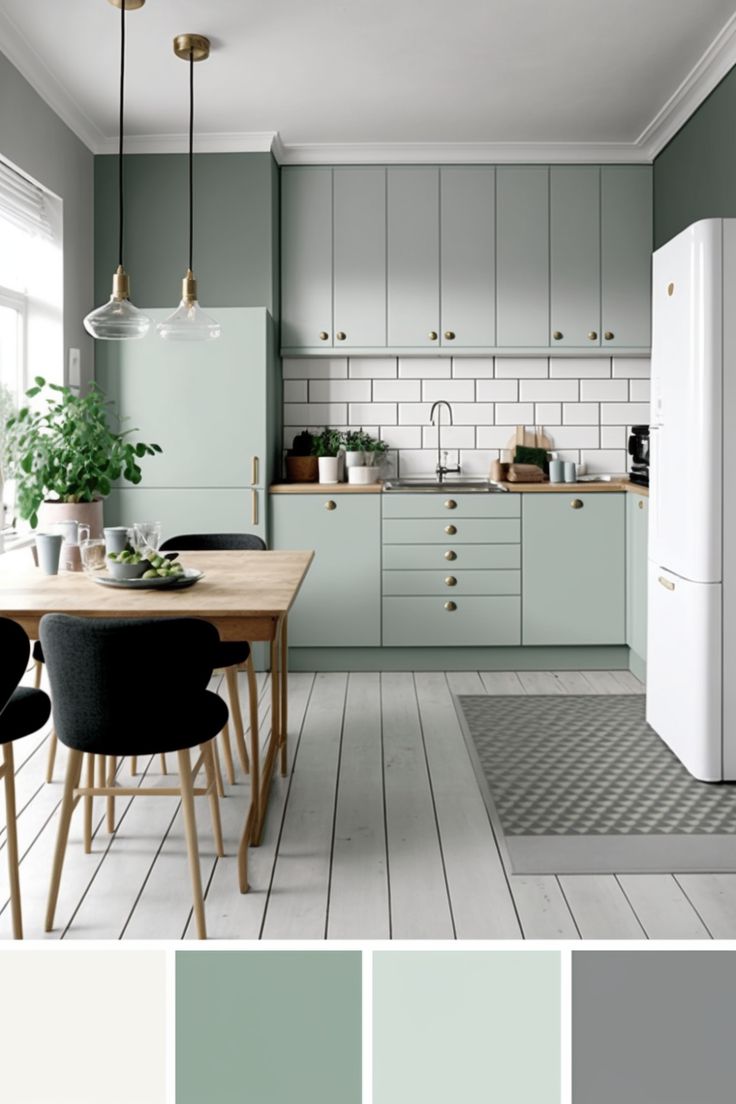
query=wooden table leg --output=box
[279,616,288,776]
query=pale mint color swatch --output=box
[176,950,361,1104]
[374,951,560,1104]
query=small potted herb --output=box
[313,427,345,484]
[344,428,371,471]
[285,430,318,483]
[364,435,388,471]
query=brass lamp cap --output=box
[182,269,198,305]
[111,265,131,301]
[107,1,146,10]
[173,34,211,62]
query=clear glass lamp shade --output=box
[157,298,221,342]
[83,296,152,340]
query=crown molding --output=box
[96,131,279,155]
[275,140,648,165]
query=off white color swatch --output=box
[0,949,166,1103]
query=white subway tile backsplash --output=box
[283,380,308,403]
[550,426,600,449]
[476,379,518,402]
[398,402,433,424]
[600,425,627,449]
[452,357,494,378]
[477,426,516,449]
[535,402,562,425]
[399,449,458,475]
[372,379,421,402]
[284,402,348,426]
[629,378,651,402]
[495,357,549,378]
[494,403,535,425]
[612,357,650,378]
[421,425,476,449]
[349,402,397,425]
[600,403,650,424]
[399,357,452,379]
[283,357,347,379]
[422,378,476,402]
[580,378,628,401]
[380,425,422,449]
[581,449,627,473]
[562,402,599,425]
[451,403,494,425]
[309,379,372,403]
[460,450,497,474]
[549,357,611,379]
[520,379,579,402]
[348,357,398,379]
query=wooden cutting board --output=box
[504,424,553,457]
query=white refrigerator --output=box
[647,217,736,781]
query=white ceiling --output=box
[1,0,736,161]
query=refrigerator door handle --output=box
[658,575,675,591]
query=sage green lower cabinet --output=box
[626,491,648,670]
[383,596,521,646]
[104,488,259,539]
[522,493,626,645]
[270,494,381,647]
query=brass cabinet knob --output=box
[570,498,584,509]
[638,498,645,509]
[587,331,598,341]
[336,331,346,341]
[428,331,438,341]
[318,331,329,341]
[604,331,614,340]
[324,500,337,511]
[667,282,674,297]
[444,499,457,510]
[445,576,458,587]
[444,601,457,611]
[552,331,563,340]
[444,524,457,535]
[444,330,455,340]
[444,550,457,561]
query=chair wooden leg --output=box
[212,739,224,798]
[3,744,23,939]
[177,748,207,940]
[33,659,42,690]
[218,721,236,786]
[280,618,288,776]
[225,666,250,775]
[106,755,117,833]
[83,753,95,854]
[237,805,252,894]
[96,755,106,789]
[45,748,83,933]
[159,754,168,775]
[245,654,260,830]
[130,755,137,777]
[45,731,58,784]
[201,741,224,858]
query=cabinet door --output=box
[333,167,386,348]
[626,492,648,661]
[105,488,264,542]
[601,166,652,348]
[496,167,549,347]
[270,495,381,646]
[522,494,625,644]
[440,167,495,347]
[387,167,440,347]
[281,167,333,347]
[550,166,601,348]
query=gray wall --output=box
[94,152,279,314]
[0,51,94,387]
[654,66,736,248]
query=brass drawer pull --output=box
[444,524,457,535]
[428,330,438,341]
[319,331,329,341]
[444,601,457,611]
[587,331,598,341]
[444,550,457,561]
[251,488,258,526]
[604,331,614,341]
[444,499,457,510]
[336,331,346,341]
[251,455,259,486]
[658,576,675,591]
[445,576,457,587]
[444,330,455,340]
[324,500,337,511]
[570,499,583,509]
[552,330,563,340]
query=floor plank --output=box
[558,875,646,938]
[478,671,526,695]
[517,671,566,694]
[617,874,710,939]
[581,670,627,694]
[675,875,736,938]
[509,876,580,939]
[550,671,596,695]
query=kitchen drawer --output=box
[382,596,521,646]
[383,517,521,545]
[383,569,520,596]
[382,494,519,519]
[382,543,521,570]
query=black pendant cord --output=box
[117,0,126,269]
[188,49,194,274]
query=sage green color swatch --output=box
[374,951,560,1104]
[176,951,361,1104]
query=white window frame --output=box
[0,285,27,401]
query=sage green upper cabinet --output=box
[270,494,381,647]
[281,167,333,348]
[522,493,626,645]
[333,167,387,347]
[601,166,653,348]
[440,167,495,347]
[496,167,550,347]
[550,166,601,348]
[387,167,440,347]
[626,491,648,666]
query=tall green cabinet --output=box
[626,491,648,678]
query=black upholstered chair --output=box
[158,533,265,790]
[0,619,52,938]
[40,614,228,940]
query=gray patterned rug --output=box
[457,694,736,874]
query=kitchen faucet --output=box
[429,400,461,483]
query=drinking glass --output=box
[80,538,107,576]
[132,521,162,555]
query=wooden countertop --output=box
[270,480,648,496]
[270,483,383,493]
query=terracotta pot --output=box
[285,455,318,483]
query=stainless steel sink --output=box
[382,477,508,493]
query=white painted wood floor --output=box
[1,666,733,941]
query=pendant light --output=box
[158,34,220,342]
[84,0,150,341]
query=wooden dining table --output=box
[0,548,313,881]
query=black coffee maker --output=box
[628,425,649,486]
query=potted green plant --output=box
[284,429,318,483]
[5,377,162,534]
[313,427,344,484]
[363,434,388,469]
[344,428,371,471]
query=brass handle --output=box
[604,331,614,341]
[587,331,598,341]
[658,576,675,591]
[444,524,457,535]
[324,500,337,511]
[251,455,259,486]
[638,499,644,510]
[428,331,438,341]
[318,331,329,341]
[444,550,457,561]
[667,282,674,297]
[444,499,457,510]
[445,576,457,587]
[552,331,563,340]
[336,331,346,341]
[251,488,258,526]
[570,499,583,509]
[444,330,455,340]
[444,601,457,611]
